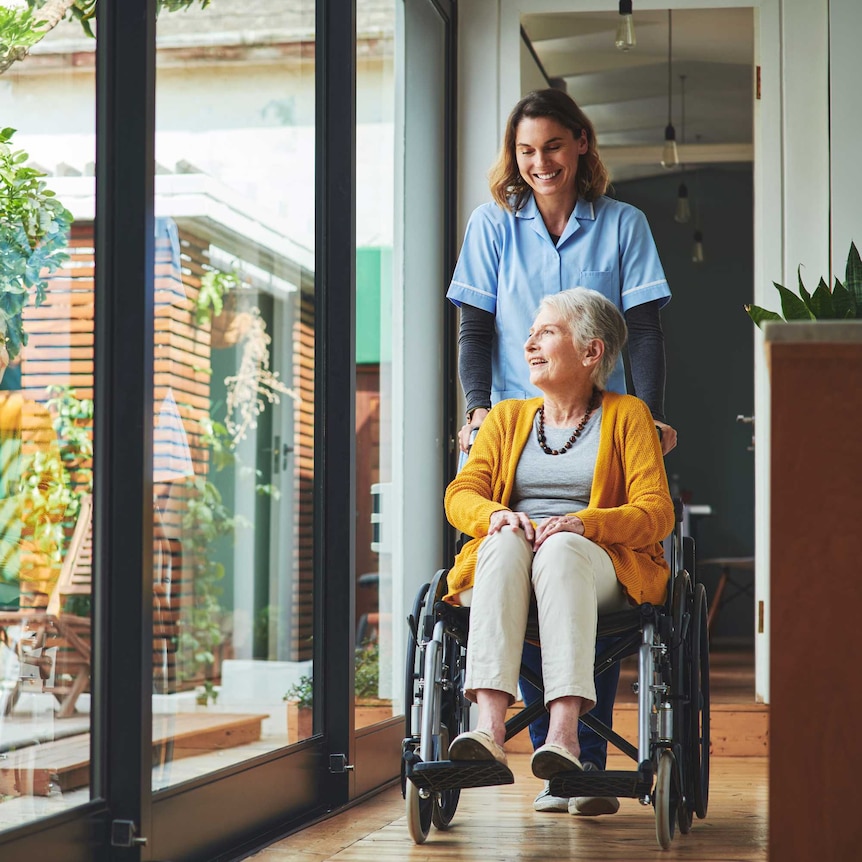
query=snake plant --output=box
[746,242,862,327]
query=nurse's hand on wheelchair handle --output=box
[459,407,489,452]
[654,420,677,455]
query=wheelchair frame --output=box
[402,499,710,850]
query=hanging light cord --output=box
[680,74,686,146]
[667,10,673,126]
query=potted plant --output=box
[283,674,313,741]
[195,680,219,707]
[0,129,73,378]
[746,242,862,326]
[354,642,393,728]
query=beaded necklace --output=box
[536,387,601,456]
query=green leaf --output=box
[745,304,783,329]
[832,278,856,319]
[845,242,862,311]
[796,266,813,310]
[808,277,834,318]
[774,283,814,320]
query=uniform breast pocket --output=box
[575,270,616,300]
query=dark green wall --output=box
[615,167,755,640]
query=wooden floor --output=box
[250,754,767,862]
[250,647,766,862]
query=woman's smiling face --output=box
[514,116,587,204]
[524,307,584,390]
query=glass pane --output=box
[152,1,315,791]
[0,12,95,829]
[355,0,395,727]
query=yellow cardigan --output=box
[444,392,675,606]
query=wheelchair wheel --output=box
[671,570,694,835]
[431,633,466,830]
[654,749,678,850]
[404,581,431,738]
[406,780,433,844]
[691,582,710,819]
[430,726,459,829]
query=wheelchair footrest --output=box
[407,759,514,791]
[549,767,652,800]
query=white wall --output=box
[390,0,448,712]
[830,0,862,271]
[456,0,504,235]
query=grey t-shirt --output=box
[510,406,602,520]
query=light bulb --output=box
[674,183,691,223]
[615,1,636,51]
[692,230,704,263]
[661,125,679,168]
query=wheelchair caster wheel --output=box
[406,780,433,844]
[655,750,677,850]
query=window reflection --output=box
[152,0,317,789]
[0,10,95,830]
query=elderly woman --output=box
[446,287,674,778]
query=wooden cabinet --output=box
[765,322,862,860]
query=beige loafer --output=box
[449,730,508,767]
[568,762,620,816]
[530,743,583,779]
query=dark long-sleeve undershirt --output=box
[624,300,666,423]
[458,304,495,415]
[458,299,667,423]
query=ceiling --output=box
[522,7,754,181]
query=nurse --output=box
[447,87,677,816]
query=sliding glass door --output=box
[0,0,456,857]
[0,6,98,855]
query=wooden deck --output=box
[0,712,266,797]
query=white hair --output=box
[537,287,628,388]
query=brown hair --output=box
[488,88,609,212]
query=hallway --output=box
[250,647,766,861]
[249,753,767,861]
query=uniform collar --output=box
[515,194,597,245]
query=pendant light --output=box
[615,1,636,51]
[661,10,679,168]
[674,75,691,223]
[691,161,704,262]
[692,229,705,263]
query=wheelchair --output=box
[402,499,710,850]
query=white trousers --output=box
[463,527,628,714]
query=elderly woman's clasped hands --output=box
[488,510,585,547]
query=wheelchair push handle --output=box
[456,428,479,473]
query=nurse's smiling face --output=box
[515,116,587,206]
